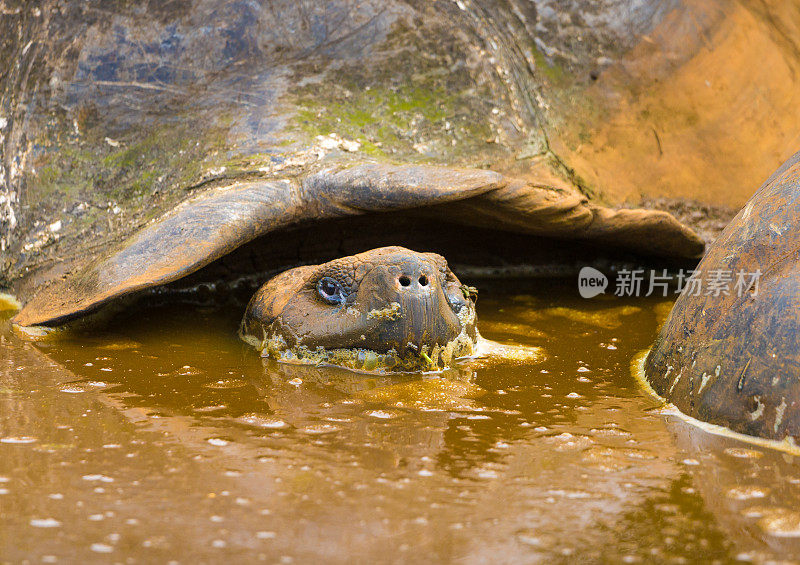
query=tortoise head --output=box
[239,247,478,371]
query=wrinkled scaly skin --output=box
[645,151,800,443]
[3,0,799,300]
[240,246,477,371]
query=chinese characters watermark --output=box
[579,267,761,298]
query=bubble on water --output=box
[681,458,700,466]
[577,367,591,373]
[590,427,632,438]
[256,531,277,539]
[193,404,228,413]
[476,469,498,479]
[566,392,582,399]
[177,365,203,376]
[0,436,37,444]
[301,424,339,435]
[210,515,224,523]
[724,447,764,459]
[90,543,114,553]
[88,514,104,521]
[727,486,769,500]
[203,378,246,389]
[367,410,399,419]
[341,398,364,406]
[543,432,593,451]
[30,518,61,528]
[757,508,800,537]
[236,414,289,429]
[418,469,433,477]
[212,539,227,548]
[0,488,9,495]
[48,493,63,500]
[85,381,109,388]
[142,537,170,549]
[621,448,656,460]
[207,438,230,447]
[82,474,114,483]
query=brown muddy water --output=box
[2,282,800,564]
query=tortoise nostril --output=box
[419,275,428,287]
[399,275,411,287]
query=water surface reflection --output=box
[1,285,796,562]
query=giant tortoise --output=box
[645,151,800,447]
[4,0,800,287]
[1,3,799,415]
[10,160,701,369]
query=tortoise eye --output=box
[317,277,345,305]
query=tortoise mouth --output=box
[241,300,478,373]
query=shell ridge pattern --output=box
[13,179,305,326]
